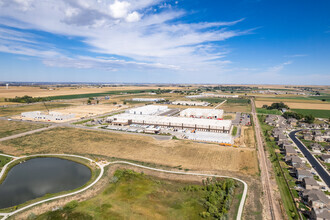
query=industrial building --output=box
[21,111,75,121]
[185,131,232,144]
[107,113,232,133]
[179,108,224,119]
[186,93,239,99]
[172,101,210,106]
[131,98,165,102]
[125,105,168,115]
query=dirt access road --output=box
[251,99,282,220]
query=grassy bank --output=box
[36,169,240,220]
[258,115,299,220]
[256,108,282,115]
[0,155,11,170]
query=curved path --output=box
[289,130,330,187]
[0,154,248,220]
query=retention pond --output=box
[0,157,91,209]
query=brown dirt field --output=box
[0,127,259,176]
[0,86,184,98]
[221,103,251,113]
[255,100,330,110]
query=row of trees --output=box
[262,102,289,110]
[283,111,315,123]
[5,95,50,103]
[183,178,237,219]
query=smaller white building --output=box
[131,98,165,102]
[185,131,232,144]
[126,105,168,115]
[180,108,224,119]
[172,101,210,106]
[21,111,75,121]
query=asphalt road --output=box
[289,130,330,187]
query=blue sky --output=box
[0,0,329,85]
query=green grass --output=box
[0,103,71,116]
[256,108,282,115]
[0,155,11,168]
[232,126,237,136]
[36,169,240,220]
[258,115,300,220]
[291,109,330,118]
[47,89,156,100]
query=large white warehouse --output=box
[180,108,224,119]
[107,113,232,133]
[125,105,168,115]
[21,111,75,121]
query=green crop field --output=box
[256,108,282,115]
[36,169,240,220]
[291,109,330,118]
[47,89,156,100]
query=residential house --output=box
[302,177,319,190]
[283,145,297,156]
[276,133,287,141]
[313,130,322,136]
[320,154,330,163]
[314,135,326,142]
[310,207,330,220]
[285,155,302,166]
[296,170,313,181]
[311,143,324,153]
[301,189,330,209]
[287,118,298,126]
[304,133,313,141]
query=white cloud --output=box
[126,11,141,22]
[109,0,130,19]
[0,0,250,74]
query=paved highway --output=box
[289,130,330,187]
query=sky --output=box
[0,0,329,85]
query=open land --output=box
[35,169,242,220]
[0,120,48,138]
[0,103,72,117]
[0,127,259,175]
[0,86,186,99]
[255,100,330,110]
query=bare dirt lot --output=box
[0,127,259,176]
[0,86,184,98]
[234,126,256,148]
[12,104,125,122]
[255,100,330,110]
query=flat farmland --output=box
[0,120,48,138]
[0,103,72,117]
[291,109,330,118]
[255,100,330,110]
[0,86,185,99]
[0,127,259,175]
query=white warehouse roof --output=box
[180,108,224,118]
[108,113,232,130]
[126,105,168,115]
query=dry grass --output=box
[255,100,330,110]
[234,126,256,148]
[0,120,48,138]
[0,127,259,175]
[221,103,251,113]
[0,86,186,98]
[0,103,72,117]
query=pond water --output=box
[0,157,91,209]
